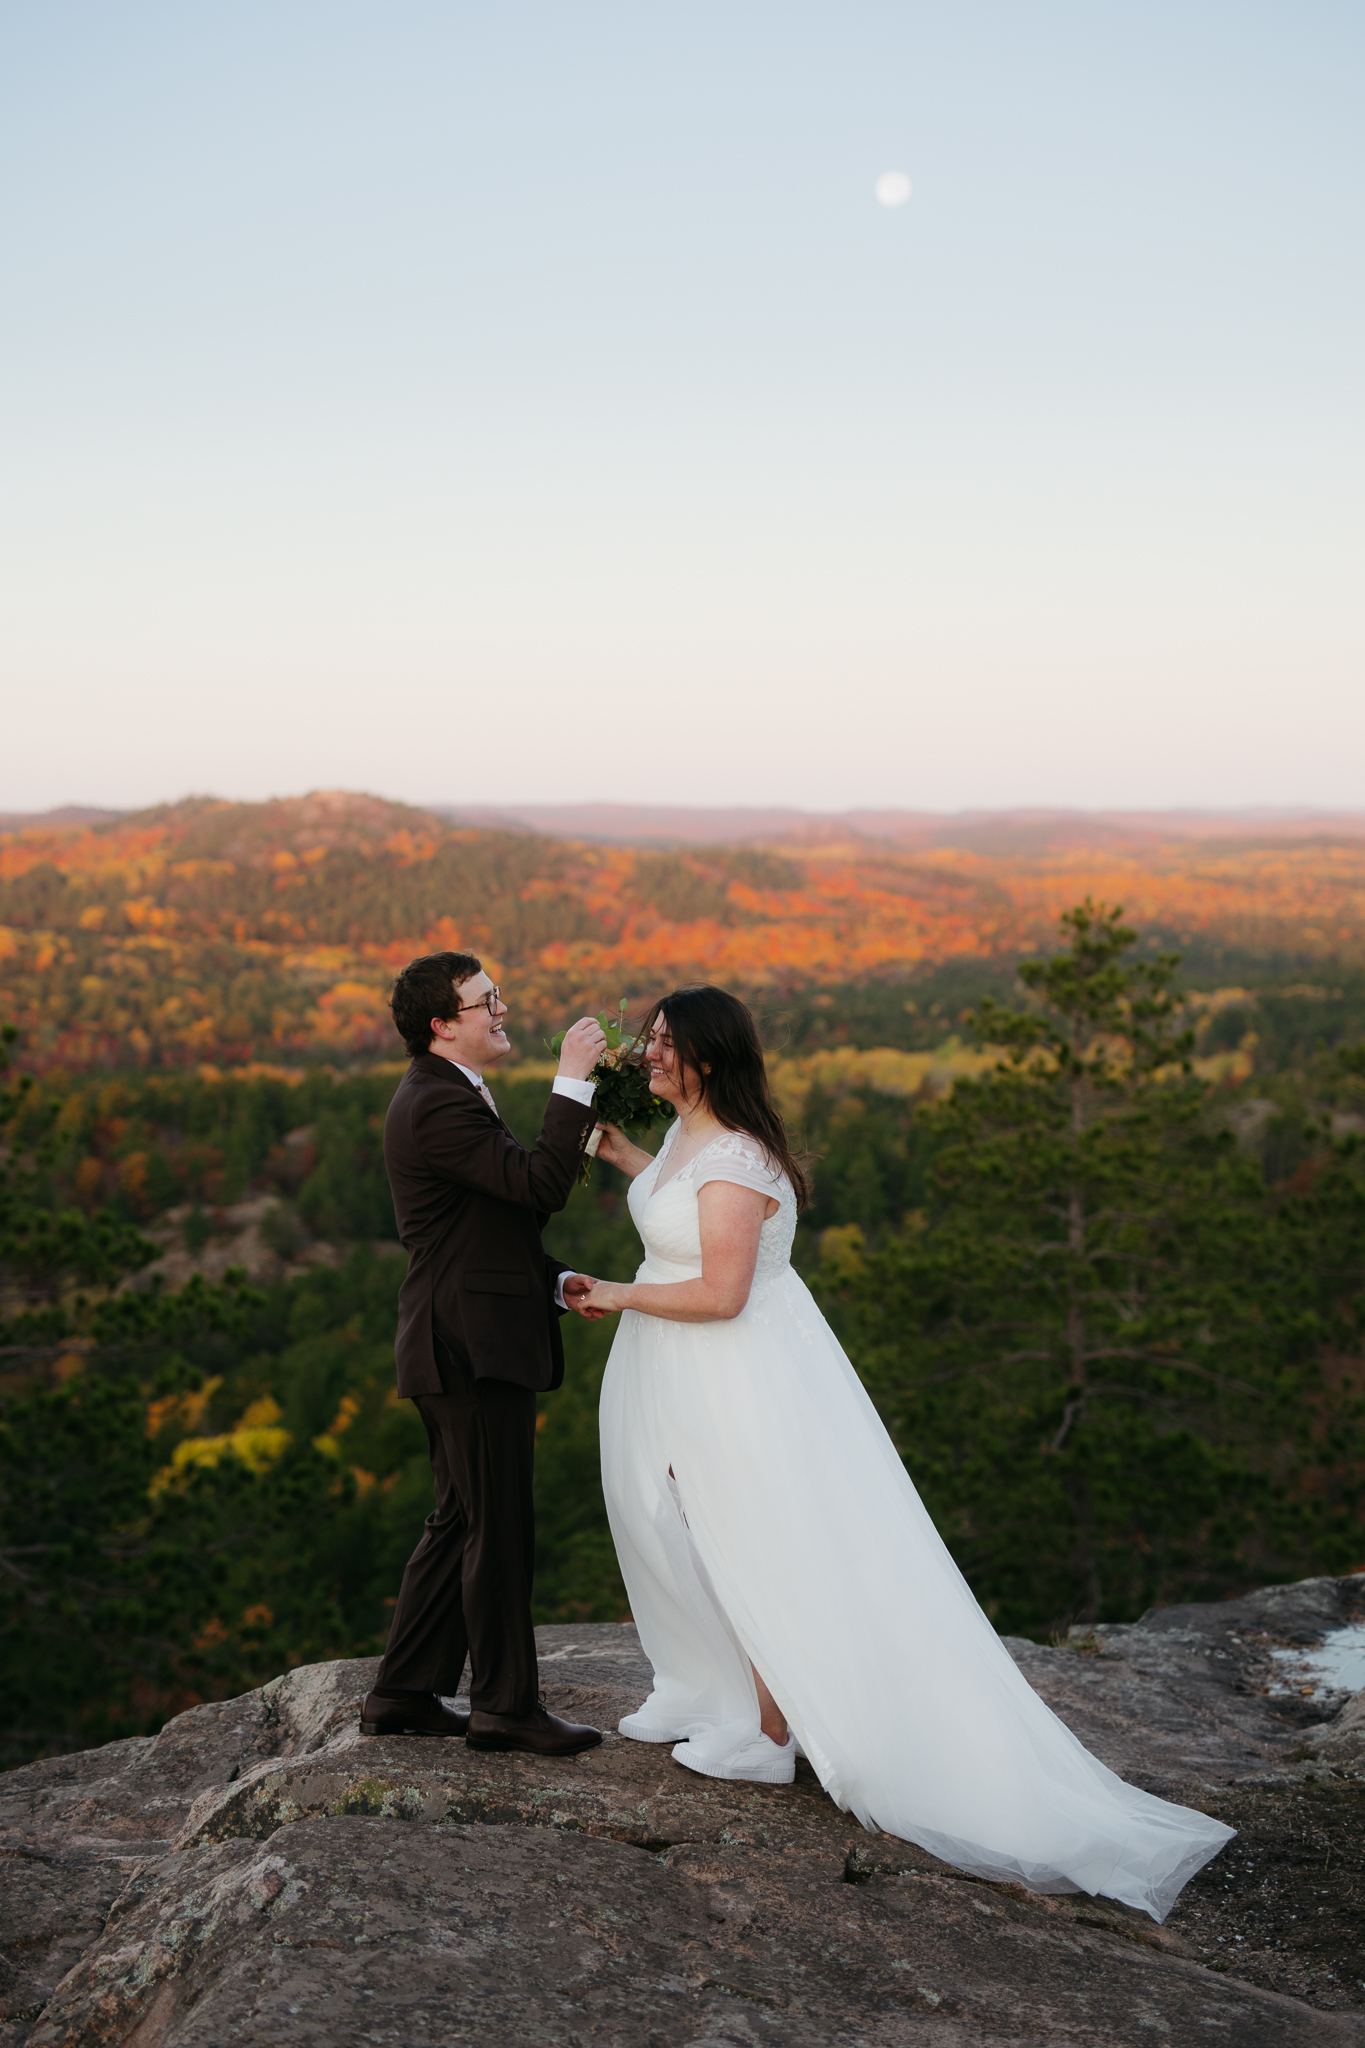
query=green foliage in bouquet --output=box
[546,1000,675,1179]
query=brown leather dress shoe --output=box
[359,1690,470,1738]
[465,1704,602,1755]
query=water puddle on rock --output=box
[1268,1621,1365,1699]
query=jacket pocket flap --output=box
[462,1270,531,1297]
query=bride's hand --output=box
[591,1121,630,1168]
[591,1123,654,1177]
[583,1279,628,1314]
[561,1273,606,1320]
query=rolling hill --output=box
[3,791,1365,1071]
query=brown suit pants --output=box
[375,1338,539,1715]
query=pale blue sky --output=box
[2,2,1361,812]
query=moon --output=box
[875,171,912,208]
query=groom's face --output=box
[434,970,511,1071]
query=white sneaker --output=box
[618,1709,683,1743]
[671,1730,796,1786]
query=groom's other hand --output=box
[557,1016,608,1081]
[562,1273,607,1320]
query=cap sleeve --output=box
[695,1131,787,1201]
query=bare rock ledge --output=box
[4,1576,1365,2045]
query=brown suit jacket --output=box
[384,1053,597,1398]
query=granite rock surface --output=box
[3,1577,1365,2045]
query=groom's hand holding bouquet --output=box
[546,999,676,1182]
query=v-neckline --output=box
[648,1120,719,1202]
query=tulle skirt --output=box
[599,1261,1233,1922]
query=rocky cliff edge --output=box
[4,1576,1365,2046]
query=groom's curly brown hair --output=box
[390,951,482,1059]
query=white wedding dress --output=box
[598,1121,1233,1923]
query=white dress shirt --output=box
[454,1062,595,1306]
[453,1063,595,1110]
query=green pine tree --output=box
[818,902,1296,1633]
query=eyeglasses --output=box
[453,985,502,1018]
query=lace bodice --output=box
[626,1121,798,1288]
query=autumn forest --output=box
[3,793,1365,1765]
[6,791,1365,1073]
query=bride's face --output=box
[645,1015,698,1107]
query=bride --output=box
[580,984,1233,1924]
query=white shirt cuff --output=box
[554,1271,583,1310]
[552,1074,597,1107]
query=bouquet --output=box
[546,999,675,1182]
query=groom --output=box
[360,950,606,1755]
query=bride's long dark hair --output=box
[633,984,811,1210]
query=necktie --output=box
[477,1080,497,1117]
